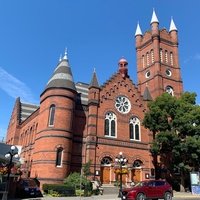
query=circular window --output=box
[166,69,172,77]
[145,71,150,78]
[115,96,131,114]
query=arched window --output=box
[170,52,173,66]
[160,49,163,62]
[142,55,145,68]
[129,117,140,141]
[101,156,112,166]
[151,50,154,64]
[48,104,55,126]
[104,112,116,137]
[165,50,168,63]
[56,147,63,167]
[165,86,174,96]
[146,52,150,66]
[133,159,143,168]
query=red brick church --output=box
[5,10,183,187]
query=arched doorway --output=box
[131,159,143,183]
[100,156,112,184]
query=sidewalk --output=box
[173,191,200,198]
[18,192,200,200]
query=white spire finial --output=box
[135,21,142,36]
[59,54,62,62]
[151,8,159,24]
[94,68,96,73]
[63,47,68,60]
[169,17,177,32]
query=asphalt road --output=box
[18,192,200,200]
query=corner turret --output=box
[169,17,178,43]
[151,9,159,36]
[135,22,143,48]
[118,57,129,78]
[43,49,76,94]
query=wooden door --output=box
[101,167,110,184]
[132,169,141,183]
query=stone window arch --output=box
[165,50,168,63]
[48,104,55,126]
[104,112,117,137]
[56,147,63,167]
[129,117,140,141]
[151,49,154,63]
[146,52,150,66]
[142,55,145,68]
[101,156,113,166]
[133,159,143,168]
[170,52,173,66]
[165,85,174,96]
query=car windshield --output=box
[23,180,37,187]
[134,181,148,187]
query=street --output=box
[19,192,200,200]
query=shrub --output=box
[42,184,75,196]
[64,172,92,196]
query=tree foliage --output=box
[63,172,88,189]
[143,92,200,188]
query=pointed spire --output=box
[150,8,159,24]
[63,48,68,60]
[45,50,76,92]
[169,17,177,32]
[143,86,152,101]
[89,68,100,88]
[135,22,142,36]
[59,54,62,62]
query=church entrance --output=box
[100,166,110,184]
[131,169,141,183]
[100,156,113,184]
[131,159,143,183]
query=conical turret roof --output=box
[135,22,142,36]
[169,17,177,32]
[89,69,99,88]
[150,9,159,24]
[45,51,76,91]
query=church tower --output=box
[31,50,77,185]
[135,10,183,99]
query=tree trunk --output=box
[180,170,185,192]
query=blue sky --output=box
[1,0,200,141]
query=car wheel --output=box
[136,193,146,200]
[164,192,172,200]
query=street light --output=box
[2,145,19,200]
[115,152,127,199]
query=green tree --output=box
[64,172,88,189]
[143,92,200,191]
[83,160,92,178]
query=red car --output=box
[121,180,173,200]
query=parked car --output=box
[121,180,173,200]
[15,178,42,198]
